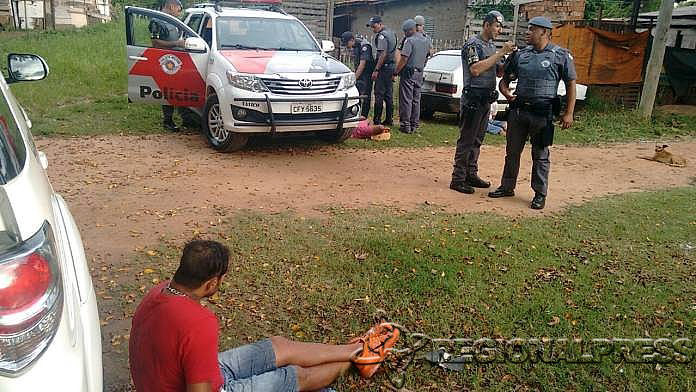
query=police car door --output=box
[125,6,209,108]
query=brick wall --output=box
[337,0,468,41]
[520,0,585,22]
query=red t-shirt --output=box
[129,281,223,392]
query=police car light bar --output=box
[212,0,285,14]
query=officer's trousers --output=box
[373,64,395,125]
[356,78,373,118]
[162,105,199,127]
[500,108,551,196]
[398,70,423,131]
[451,97,490,184]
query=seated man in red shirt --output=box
[129,240,399,392]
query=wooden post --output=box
[512,4,519,43]
[630,0,641,29]
[638,0,675,118]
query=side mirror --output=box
[185,37,207,53]
[38,151,48,170]
[321,40,335,53]
[7,54,49,83]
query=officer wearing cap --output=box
[450,11,515,195]
[414,15,433,57]
[488,16,577,210]
[368,16,398,126]
[394,19,432,133]
[149,0,198,131]
[342,31,375,118]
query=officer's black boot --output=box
[530,194,546,210]
[488,187,515,198]
[450,181,475,194]
[179,108,200,129]
[467,175,491,188]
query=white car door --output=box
[125,6,209,109]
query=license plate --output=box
[291,102,323,114]
[423,81,435,92]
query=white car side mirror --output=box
[38,151,48,169]
[185,37,207,53]
[321,40,335,53]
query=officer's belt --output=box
[464,87,497,104]
[513,98,554,116]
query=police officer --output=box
[368,16,397,126]
[341,31,375,118]
[394,19,432,133]
[149,0,197,131]
[450,11,515,194]
[414,15,433,57]
[488,16,577,210]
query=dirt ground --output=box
[36,135,695,390]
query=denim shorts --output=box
[219,338,298,392]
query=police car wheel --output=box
[204,94,248,152]
[319,127,354,143]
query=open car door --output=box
[125,6,208,108]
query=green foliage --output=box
[470,0,515,21]
[585,0,633,19]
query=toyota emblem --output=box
[299,79,313,89]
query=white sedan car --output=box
[421,49,587,119]
[0,54,102,390]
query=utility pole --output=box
[638,0,675,118]
[630,0,641,29]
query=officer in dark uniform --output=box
[488,16,577,210]
[341,31,375,118]
[450,11,515,194]
[368,16,397,126]
[414,15,433,58]
[394,19,432,133]
[149,0,198,131]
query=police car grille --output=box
[261,78,341,95]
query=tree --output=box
[584,0,664,20]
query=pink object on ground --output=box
[352,120,373,139]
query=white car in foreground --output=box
[0,54,102,390]
[421,49,587,119]
[126,0,362,151]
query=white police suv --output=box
[125,0,363,151]
[0,54,102,390]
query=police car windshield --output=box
[425,54,461,71]
[216,17,319,52]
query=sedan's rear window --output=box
[426,54,461,71]
[0,92,26,185]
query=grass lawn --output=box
[2,22,696,145]
[113,187,696,391]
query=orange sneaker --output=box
[351,322,400,378]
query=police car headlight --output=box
[227,71,269,92]
[337,73,356,91]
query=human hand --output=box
[501,41,516,55]
[560,112,574,129]
[371,71,379,81]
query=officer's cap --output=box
[484,10,504,26]
[341,31,355,45]
[161,0,181,9]
[529,16,553,29]
[414,15,425,26]
[367,16,382,27]
[402,19,417,32]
